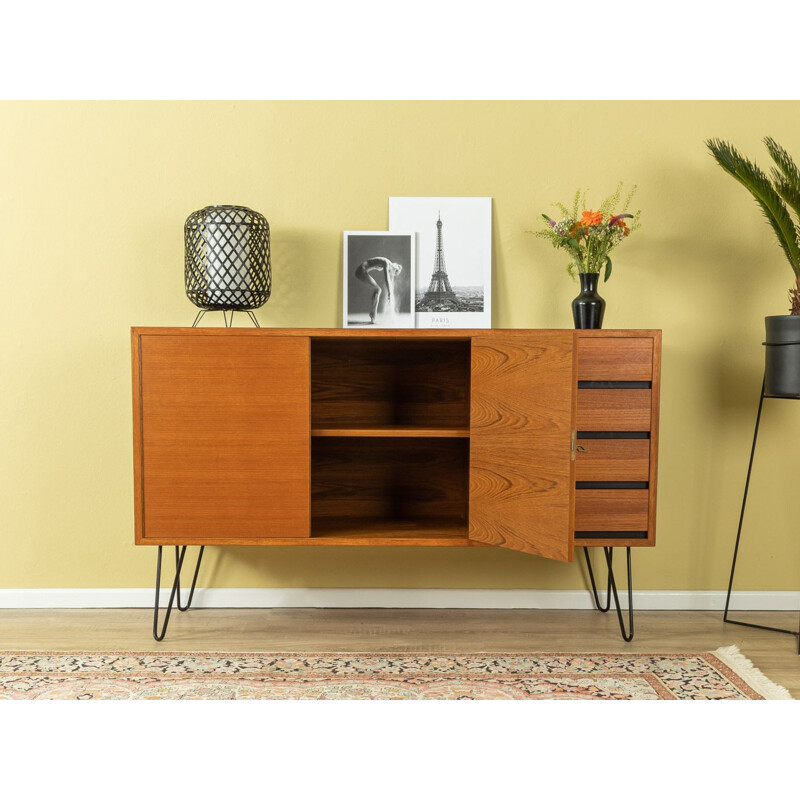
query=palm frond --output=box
[764,136,800,186]
[764,136,800,229]
[706,138,800,276]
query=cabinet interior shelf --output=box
[311,425,470,438]
[311,516,473,545]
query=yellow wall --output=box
[2,100,800,592]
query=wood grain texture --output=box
[574,489,650,530]
[133,327,568,340]
[576,389,652,431]
[311,437,469,522]
[4,609,796,698]
[648,331,662,545]
[139,521,480,547]
[573,333,660,548]
[132,330,144,548]
[133,327,659,341]
[574,439,650,482]
[132,328,661,554]
[311,516,477,545]
[311,425,469,438]
[576,335,654,381]
[573,535,652,547]
[136,334,311,542]
[469,332,574,561]
[311,339,470,428]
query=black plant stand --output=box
[583,546,634,642]
[724,376,800,653]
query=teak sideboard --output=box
[132,327,661,639]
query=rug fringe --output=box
[712,645,793,700]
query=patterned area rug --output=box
[0,645,791,700]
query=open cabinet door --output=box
[134,332,310,543]
[469,332,575,561]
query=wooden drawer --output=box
[574,489,650,531]
[577,337,653,381]
[576,389,651,431]
[574,439,650,482]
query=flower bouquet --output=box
[535,183,640,282]
[533,183,640,328]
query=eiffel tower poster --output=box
[421,213,457,305]
[389,197,492,328]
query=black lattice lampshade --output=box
[184,205,271,311]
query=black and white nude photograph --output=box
[343,232,415,328]
[389,197,492,328]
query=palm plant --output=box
[706,137,800,314]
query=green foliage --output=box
[765,137,800,226]
[531,183,640,281]
[706,136,800,279]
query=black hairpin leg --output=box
[724,377,800,653]
[584,546,634,642]
[153,545,205,641]
[584,546,613,613]
[175,545,205,612]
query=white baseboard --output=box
[0,588,798,611]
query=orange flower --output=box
[580,210,603,227]
[613,220,630,236]
[609,213,631,236]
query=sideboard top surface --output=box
[132,327,661,339]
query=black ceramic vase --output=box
[764,315,800,397]
[572,272,606,329]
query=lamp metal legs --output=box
[191,310,260,328]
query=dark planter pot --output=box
[764,315,800,397]
[572,272,606,329]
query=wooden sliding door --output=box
[134,332,310,544]
[469,332,575,561]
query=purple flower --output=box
[608,213,633,227]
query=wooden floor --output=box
[1,608,798,697]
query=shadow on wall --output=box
[639,155,791,590]
[641,157,773,407]
[260,227,328,327]
[490,200,500,328]
[208,543,584,591]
